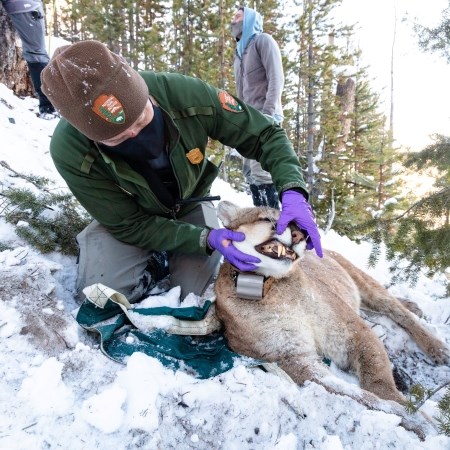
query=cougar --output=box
[214,201,449,438]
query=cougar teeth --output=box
[255,240,294,261]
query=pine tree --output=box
[414,1,450,63]
[366,135,450,289]
[314,67,378,235]
[360,2,450,288]
[133,1,168,71]
[281,1,401,235]
[169,0,223,78]
[336,62,405,237]
[283,0,353,199]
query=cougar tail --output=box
[327,250,450,365]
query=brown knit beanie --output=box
[41,40,149,141]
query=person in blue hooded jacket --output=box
[231,6,284,209]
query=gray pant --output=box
[8,6,49,64]
[243,158,274,185]
[76,203,222,303]
[242,117,283,186]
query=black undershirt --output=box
[99,105,179,207]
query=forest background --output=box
[0,0,449,289]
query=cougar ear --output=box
[217,201,240,227]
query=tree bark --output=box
[335,76,356,153]
[389,3,397,140]
[306,0,316,198]
[0,6,34,97]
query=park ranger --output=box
[41,40,322,302]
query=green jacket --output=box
[50,72,307,255]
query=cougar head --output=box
[217,201,306,278]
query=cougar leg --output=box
[350,323,405,403]
[276,352,332,386]
[277,353,434,441]
[325,307,405,403]
[329,251,450,365]
[277,349,396,409]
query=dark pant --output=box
[28,62,54,111]
[8,8,53,111]
[249,184,280,209]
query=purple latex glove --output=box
[276,190,323,258]
[208,228,261,271]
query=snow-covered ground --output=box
[1,84,450,449]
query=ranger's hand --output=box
[207,228,261,271]
[276,190,323,258]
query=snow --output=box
[1,83,450,449]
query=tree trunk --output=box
[389,3,397,140]
[335,76,356,153]
[0,6,34,97]
[306,0,315,197]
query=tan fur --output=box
[214,202,449,438]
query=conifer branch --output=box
[391,187,449,221]
[0,160,51,191]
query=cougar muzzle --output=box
[254,222,304,261]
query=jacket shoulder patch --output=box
[218,91,243,113]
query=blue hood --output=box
[237,7,263,58]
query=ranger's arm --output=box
[199,83,307,198]
[50,120,210,255]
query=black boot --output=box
[143,251,170,294]
[249,183,280,209]
[146,251,169,283]
[27,62,58,118]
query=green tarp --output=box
[76,284,259,379]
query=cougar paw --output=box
[397,297,423,318]
[424,340,450,365]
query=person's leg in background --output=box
[245,159,280,209]
[249,183,280,209]
[8,5,57,118]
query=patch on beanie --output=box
[218,91,243,113]
[92,94,126,124]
